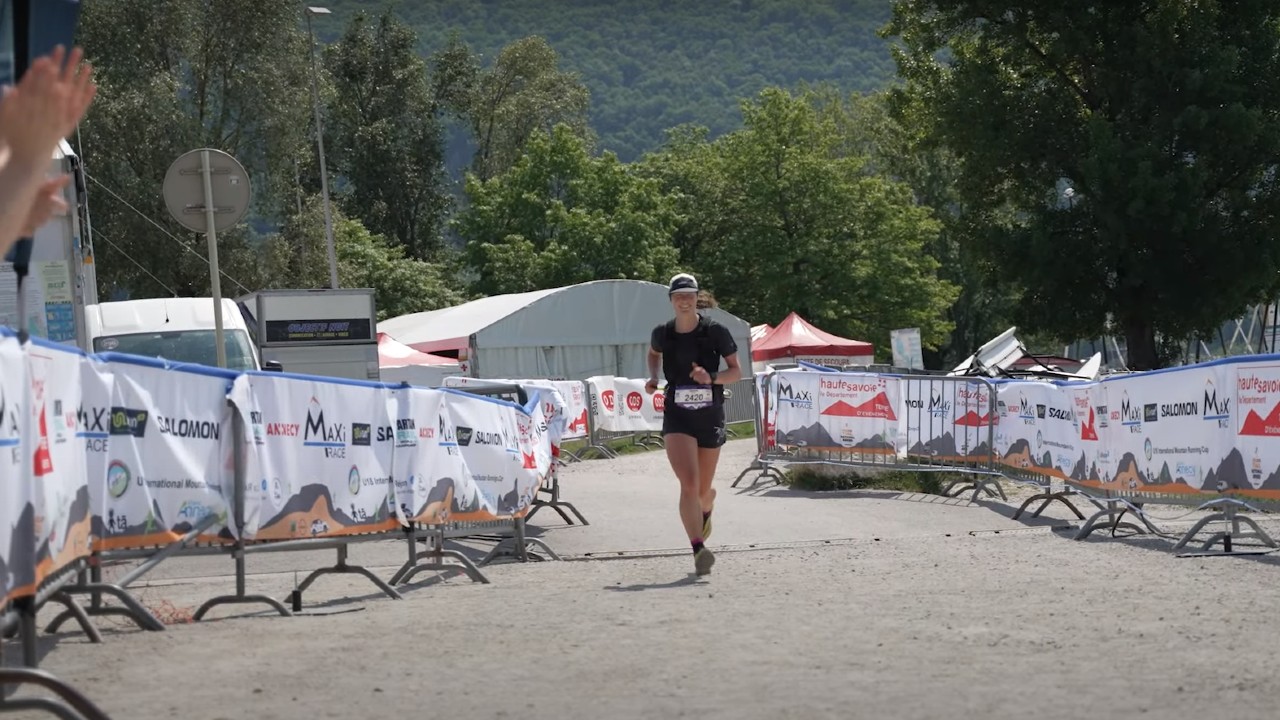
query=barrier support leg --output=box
[732,459,785,489]
[192,548,292,621]
[14,598,37,669]
[40,594,101,645]
[47,516,219,634]
[45,582,164,634]
[1172,503,1279,557]
[390,527,489,586]
[478,518,562,566]
[525,475,589,526]
[288,544,403,607]
[1012,489,1085,521]
[941,475,1005,502]
[1073,499,1151,540]
[0,668,116,720]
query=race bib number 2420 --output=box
[673,386,713,410]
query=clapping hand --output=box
[22,175,71,236]
[0,46,97,163]
[691,363,712,385]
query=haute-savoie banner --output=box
[771,370,902,456]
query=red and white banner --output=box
[587,376,664,433]
[24,339,94,584]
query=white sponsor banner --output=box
[1096,364,1234,496]
[24,340,93,582]
[994,380,1080,479]
[1062,382,1109,488]
[443,390,538,518]
[772,370,902,455]
[98,360,233,549]
[586,376,663,433]
[442,376,578,444]
[900,378,994,462]
[79,357,114,541]
[1,332,33,601]
[232,374,396,541]
[386,385,478,525]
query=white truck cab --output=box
[82,297,272,371]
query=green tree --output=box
[76,0,313,298]
[456,124,680,295]
[463,36,592,181]
[884,1,1280,370]
[817,85,1042,366]
[641,87,959,359]
[324,10,453,259]
[260,197,462,319]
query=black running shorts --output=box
[662,404,727,449]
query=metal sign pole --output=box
[200,150,228,369]
[163,147,251,370]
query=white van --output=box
[83,297,270,371]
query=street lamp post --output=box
[305,5,339,289]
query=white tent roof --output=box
[378,287,560,354]
[378,280,753,381]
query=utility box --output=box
[238,288,380,381]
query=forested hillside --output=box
[320,0,898,161]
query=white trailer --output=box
[237,288,380,381]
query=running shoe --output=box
[694,546,715,576]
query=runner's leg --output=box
[697,446,720,539]
[665,433,704,542]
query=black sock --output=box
[692,539,705,554]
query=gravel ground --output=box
[5,438,1280,720]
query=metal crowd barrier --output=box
[735,372,1010,503]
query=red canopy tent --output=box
[752,312,875,365]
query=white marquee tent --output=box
[377,279,753,381]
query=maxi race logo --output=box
[776,379,813,409]
[1202,378,1231,428]
[1118,391,1143,433]
[303,396,347,458]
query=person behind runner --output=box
[645,273,741,576]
